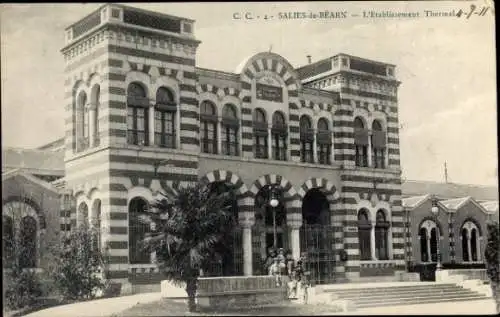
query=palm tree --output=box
[484,221,500,313]
[139,182,235,312]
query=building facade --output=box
[2,4,498,293]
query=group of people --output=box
[263,248,309,301]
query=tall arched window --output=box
[91,200,102,252]
[461,228,469,262]
[253,108,268,159]
[371,120,386,169]
[200,101,218,154]
[271,111,287,161]
[90,84,100,146]
[129,197,151,264]
[221,104,239,156]
[76,91,89,151]
[300,115,314,163]
[354,117,368,167]
[419,219,440,263]
[419,227,428,262]
[317,118,331,165]
[375,210,389,260]
[154,87,176,148]
[3,216,14,268]
[20,216,37,269]
[358,209,371,260]
[77,202,89,227]
[127,83,149,146]
[461,221,481,262]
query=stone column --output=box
[426,231,432,262]
[477,236,482,261]
[149,104,155,146]
[88,103,97,147]
[330,131,335,164]
[217,118,222,154]
[367,131,373,167]
[288,214,302,261]
[466,231,472,261]
[239,212,255,276]
[312,129,318,163]
[370,221,377,260]
[267,127,272,159]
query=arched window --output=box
[471,228,478,261]
[200,101,218,154]
[357,209,371,260]
[371,120,386,169]
[91,200,102,252]
[419,227,428,262]
[154,87,176,148]
[271,111,287,161]
[76,91,89,151]
[20,216,37,269]
[461,221,481,262]
[300,115,314,163]
[354,117,368,167]
[430,228,438,262]
[317,118,331,165]
[221,104,239,156]
[461,228,469,262]
[127,83,149,146]
[419,219,440,263]
[129,197,151,264]
[3,216,14,268]
[253,108,268,159]
[375,210,389,260]
[77,202,89,227]
[90,84,100,146]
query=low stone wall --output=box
[196,276,287,310]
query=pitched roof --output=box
[480,201,499,213]
[402,180,498,201]
[441,196,489,213]
[1,147,64,175]
[402,194,429,209]
[2,169,60,194]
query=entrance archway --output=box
[300,188,335,285]
[254,185,287,269]
[204,181,243,277]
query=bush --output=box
[48,224,106,301]
[4,268,43,310]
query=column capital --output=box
[86,102,98,111]
[287,212,303,229]
[238,212,255,228]
[288,221,302,230]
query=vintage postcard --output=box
[1,1,498,316]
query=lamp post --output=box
[431,199,442,270]
[269,185,280,249]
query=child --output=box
[276,248,287,275]
[269,258,282,286]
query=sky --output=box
[1,1,497,186]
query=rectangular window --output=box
[154,110,176,148]
[372,147,385,168]
[201,121,217,154]
[272,134,287,161]
[355,145,368,167]
[221,125,238,156]
[254,135,268,159]
[127,107,149,146]
[301,141,314,163]
[317,144,331,165]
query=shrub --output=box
[48,224,105,301]
[4,266,43,310]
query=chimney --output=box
[307,55,312,64]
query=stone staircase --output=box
[317,282,489,309]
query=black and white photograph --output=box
[1,1,498,316]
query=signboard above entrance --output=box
[256,83,283,103]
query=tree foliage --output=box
[484,221,500,313]
[48,223,105,301]
[139,182,235,312]
[3,243,44,310]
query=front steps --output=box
[318,282,489,309]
